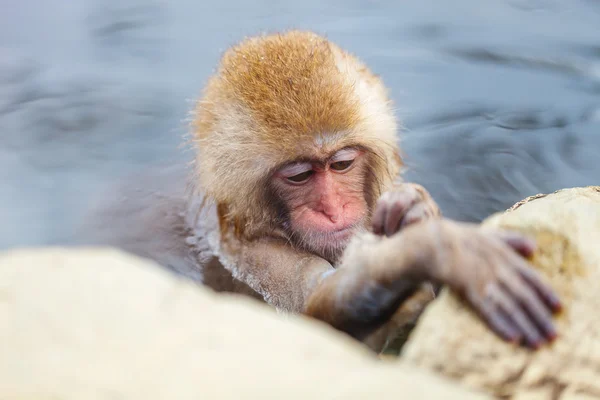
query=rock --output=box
[0,247,485,399]
[401,186,600,399]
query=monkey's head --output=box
[192,30,401,262]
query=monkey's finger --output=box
[372,196,391,235]
[476,298,522,343]
[493,285,545,349]
[488,310,522,343]
[498,269,557,342]
[384,192,416,236]
[464,286,522,343]
[488,232,560,313]
[399,201,428,229]
[494,230,537,258]
[516,262,562,313]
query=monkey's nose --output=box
[318,200,340,223]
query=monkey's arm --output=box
[218,236,333,312]
[305,219,562,349]
[219,233,432,352]
[303,229,430,342]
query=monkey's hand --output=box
[372,183,441,237]
[413,219,562,349]
[305,219,561,350]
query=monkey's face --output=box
[271,147,369,262]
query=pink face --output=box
[272,147,368,261]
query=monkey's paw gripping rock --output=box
[0,247,486,399]
[401,186,600,399]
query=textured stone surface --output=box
[401,186,600,399]
[0,247,485,399]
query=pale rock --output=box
[0,247,485,399]
[401,186,600,399]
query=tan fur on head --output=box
[191,30,401,237]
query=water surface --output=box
[1,0,599,248]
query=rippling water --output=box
[1,0,599,249]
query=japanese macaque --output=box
[80,30,561,352]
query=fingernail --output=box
[546,328,558,341]
[509,334,522,345]
[529,339,542,350]
[508,335,519,344]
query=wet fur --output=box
[78,30,424,352]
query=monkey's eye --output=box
[286,170,314,183]
[330,160,354,171]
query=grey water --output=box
[1,0,599,249]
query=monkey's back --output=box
[75,162,261,299]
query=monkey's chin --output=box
[329,227,355,241]
[296,226,363,265]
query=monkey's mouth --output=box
[305,225,356,245]
[327,217,369,241]
[328,226,356,240]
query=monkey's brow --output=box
[277,145,363,168]
[278,162,313,176]
[274,158,322,174]
[331,147,361,162]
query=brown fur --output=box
[77,30,560,354]
[191,30,401,239]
